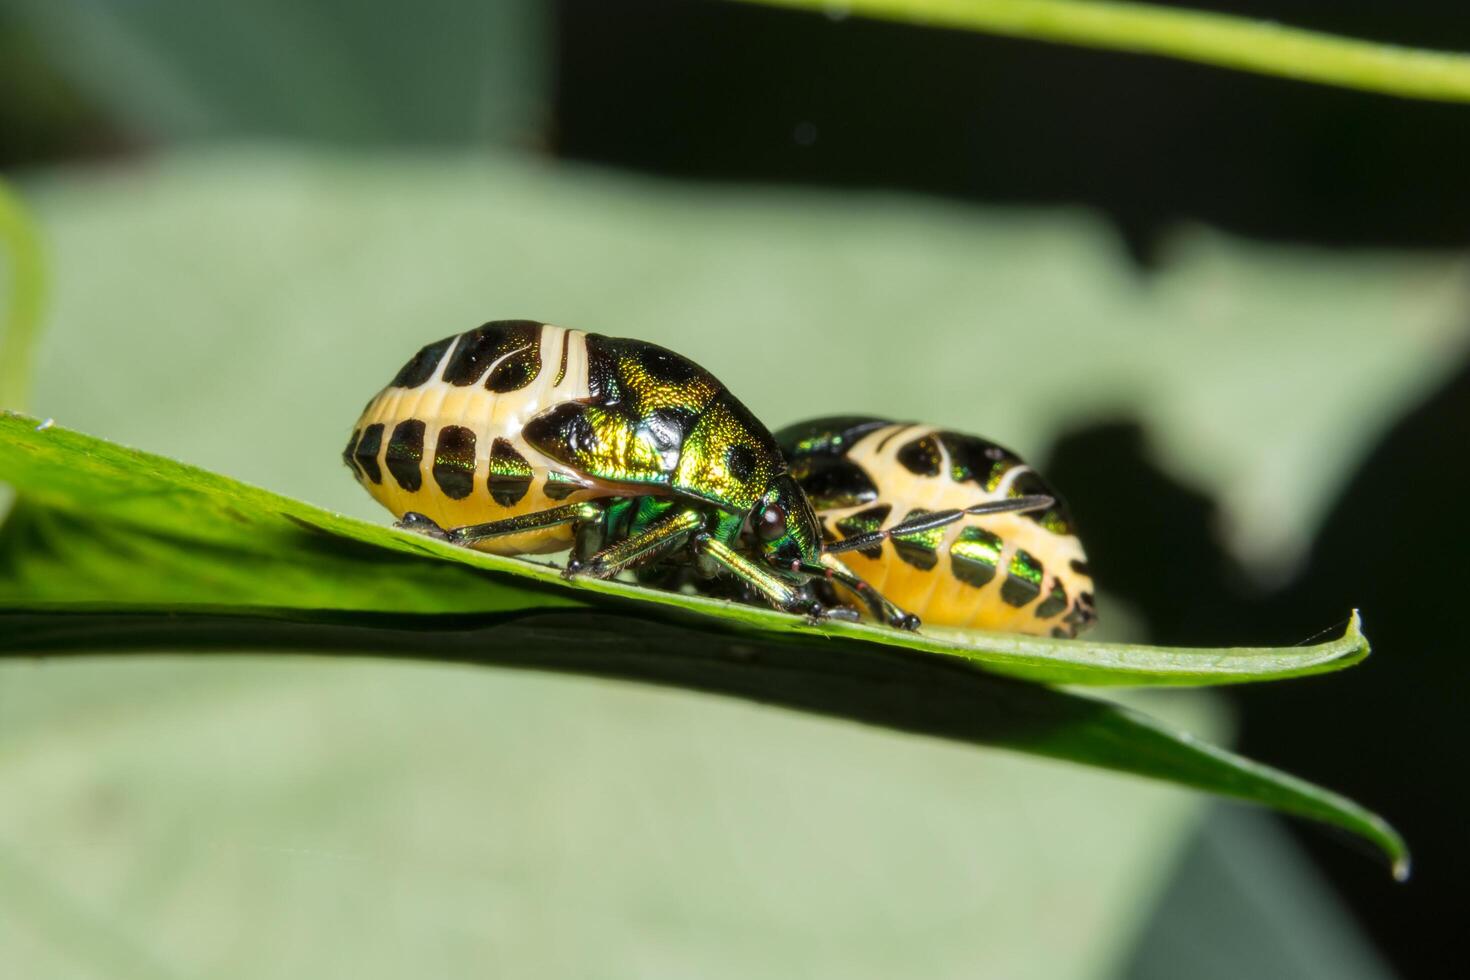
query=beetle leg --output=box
[395,511,451,540]
[820,604,863,623]
[570,508,705,579]
[573,514,607,564]
[818,552,921,630]
[398,501,606,547]
[694,536,828,618]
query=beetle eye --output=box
[756,503,787,542]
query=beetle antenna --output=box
[822,494,1054,555]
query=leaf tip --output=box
[1368,812,1410,882]
[1393,852,1412,883]
[1336,608,1370,664]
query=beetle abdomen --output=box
[344,321,610,555]
[780,417,1097,636]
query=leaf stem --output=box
[737,0,1470,103]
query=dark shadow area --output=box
[1045,357,1470,977]
[1044,420,1253,643]
[1231,353,1470,974]
[0,11,130,169]
[555,0,1470,260]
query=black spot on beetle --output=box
[387,419,425,491]
[949,526,1002,588]
[938,431,1021,488]
[433,426,477,500]
[1010,469,1076,534]
[488,438,534,507]
[523,402,594,463]
[1001,550,1044,607]
[542,474,584,500]
[896,435,942,476]
[391,335,454,388]
[442,320,543,391]
[891,508,941,571]
[486,354,538,392]
[583,334,720,414]
[790,457,878,509]
[773,416,891,459]
[343,428,362,473]
[1035,580,1069,618]
[725,444,757,483]
[582,335,624,402]
[1065,592,1097,627]
[353,423,384,484]
[894,538,938,571]
[640,346,699,384]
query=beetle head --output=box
[748,473,824,568]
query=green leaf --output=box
[737,0,1470,104]
[0,179,46,411]
[0,602,1408,882]
[0,413,1408,874]
[0,412,1367,688]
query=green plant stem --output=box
[0,180,46,413]
[736,0,1470,103]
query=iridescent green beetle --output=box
[345,321,1048,627]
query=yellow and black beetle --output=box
[345,321,1050,629]
[776,417,1097,637]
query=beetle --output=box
[774,416,1097,637]
[344,321,1048,628]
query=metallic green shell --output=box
[521,334,784,513]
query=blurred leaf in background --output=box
[0,0,546,147]
[0,5,125,168]
[0,654,1227,980]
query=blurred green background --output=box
[2,1,1465,977]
